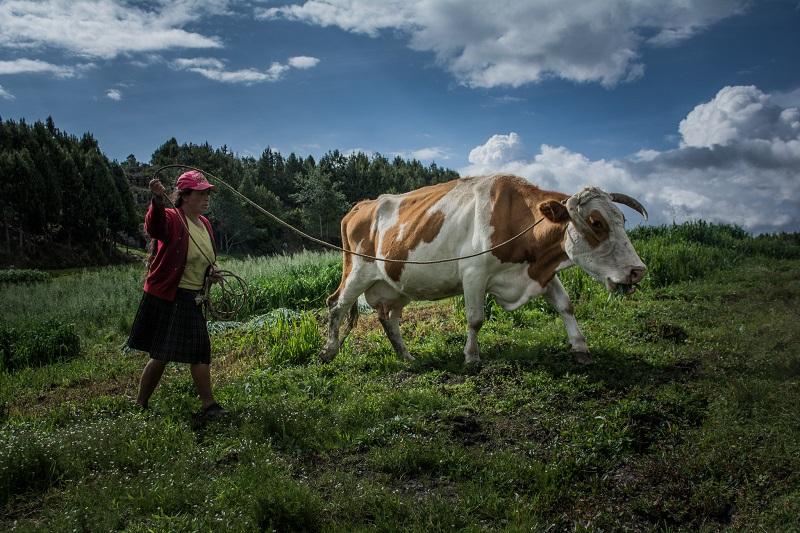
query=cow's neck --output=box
[487,176,572,287]
[526,222,569,287]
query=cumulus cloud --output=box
[0,58,88,78]
[0,0,225,59]
[173,55,319,84]
[467,133,525,167]
[259,0,745,88]
[288,56,320,69]
[461,85,800,233]
[105,88,122,101]
[679,85,800,148]
[0,84,14,100]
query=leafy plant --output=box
[0,320,80,372]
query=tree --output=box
[291,166,349,242]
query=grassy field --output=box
[1,224,799,531]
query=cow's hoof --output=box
[401,353,416,362]
[319,348,337,363]
[572,351,593,365]
[464,356,482,367]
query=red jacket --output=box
[143,199,217,301]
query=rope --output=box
[152,164,546,265]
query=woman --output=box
[128,170,227,418]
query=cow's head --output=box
[539,187,648,294]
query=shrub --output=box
[0,269,50,284]
[0,320,81,372]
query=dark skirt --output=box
[127,289,211,364]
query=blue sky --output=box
[1,0,799,232]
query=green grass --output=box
[1,224,799,531]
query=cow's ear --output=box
[538,200,570,223]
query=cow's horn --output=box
[565,192,600,244]
[610,193,648,220]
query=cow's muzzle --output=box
[606,265,647,294]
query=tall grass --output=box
[0,263,144,343]
[0,251,340,345]
[216,250,341,317]
[213,310,322,367]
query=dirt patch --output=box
[10,375,138,417]
[636,320,689,344]
[449,413,486,446]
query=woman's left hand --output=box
[208,266,224,284]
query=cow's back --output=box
[339,175,568,299]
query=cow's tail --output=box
[338,302,360,348]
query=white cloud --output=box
[679,85,799,148]
[461,85,800,233]
[105,88,122,101]
[467,133,525,167]
[174,57,225,70]
[173,55,317,84]
[393,146,450,161]
[259,0,745,88]
[0,0,225,59]
[0,58,85,78]
[0,84,14,100]
[288,56,320,69]
[412,147,449,160]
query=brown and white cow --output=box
[321,174,647,365]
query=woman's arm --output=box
[144,179,171,241]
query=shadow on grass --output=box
[406,340,698,393]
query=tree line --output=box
[1,117,460,266]
[0,116,138,267]
[125,137,459,254]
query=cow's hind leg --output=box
[376,300,413,361]
[544,275,591,364]
[365,283,413,361]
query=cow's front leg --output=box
[544,276,591,364]
[321,299,348,362]
[321,274,374,362]
[462,275,487,364]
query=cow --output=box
[320,174,647,365]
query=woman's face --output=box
[183,189,211,215]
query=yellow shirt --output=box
[179,219,216,290]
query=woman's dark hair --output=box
[145,189,194,269]
[171,188,192,208]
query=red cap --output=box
[176,170,215,191]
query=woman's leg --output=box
[190,363,215,410]
[137,358,167,408]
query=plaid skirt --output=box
[127,289,211,364]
